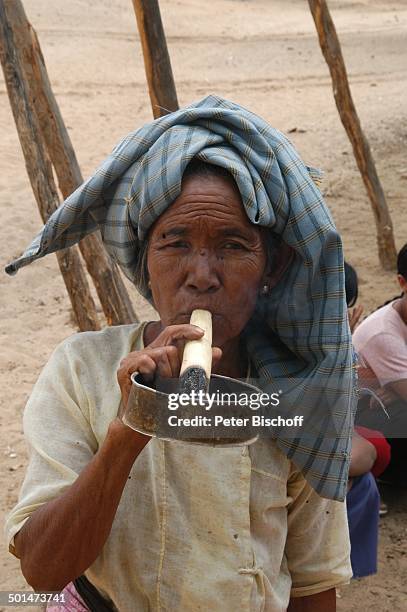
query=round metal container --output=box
[122,372,262,446]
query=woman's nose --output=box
[185,250,221,293]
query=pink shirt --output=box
[353,300,407,387]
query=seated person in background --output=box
[344,262,391,576]
[347,428,391,579]
[353,243,407,486]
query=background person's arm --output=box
[14,420,148,592]
[288,588,336,611]
[348,432,377,477]
[386,378,407,402]
[358,333,407,403]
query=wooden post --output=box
[0,2,100,331]
[308,0,397,270]
[132,0,179,118]
[4,0,138,325]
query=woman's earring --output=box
[260,284,269,295]
[147,280,151,289]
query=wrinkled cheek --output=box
[215,273,262,339]
[150,253,184,274]
[150,276,178,310]
[148,257,185,316]
[223,260,264,298]
[150,256,185,288]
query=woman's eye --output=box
[168,241,188,248]
[223,242,245,250]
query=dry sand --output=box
[1,1,406,610]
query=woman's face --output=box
[147,173,268,347]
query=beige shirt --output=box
[5,323,351,611]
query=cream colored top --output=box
[5,323,351,611]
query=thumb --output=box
[211,347,223,369]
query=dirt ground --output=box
[1,1,406,610]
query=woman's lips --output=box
[177,311,223,321]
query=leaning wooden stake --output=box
[132,0,179,118]
[5,0,138,325]
[308,0,397,270]
[0,2,100,331]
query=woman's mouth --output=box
[177,311,223,322]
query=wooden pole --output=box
[0,1,100,331]
[132,0,179,118]
[308,0,397,270]
[4,0,138,326]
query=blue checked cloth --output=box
[6,95,356,500]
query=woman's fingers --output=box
[117,353,157,405]
[147,324,208,372]
[212,347,222,369]
[149,324,204,348]
[149,345,222,378]
[117,345,181,402]
[164,345,182,377]
[148,346,180,378]
[117,325,222,408]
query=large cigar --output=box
[178,310,212,395]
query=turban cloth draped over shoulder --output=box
[6,95,356,501]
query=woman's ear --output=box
[263,242,294,290]
[397,274,407,294]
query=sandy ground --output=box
[1,0,406,610]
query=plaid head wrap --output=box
[6,95,356,500]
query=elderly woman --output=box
[5,96,355,611]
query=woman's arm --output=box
[14,420,148,592]
[288,588,336,611]
[13,322,216,593]
[386,379,407,402]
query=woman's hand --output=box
[369,385,399,410]
[117,324,223,408]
